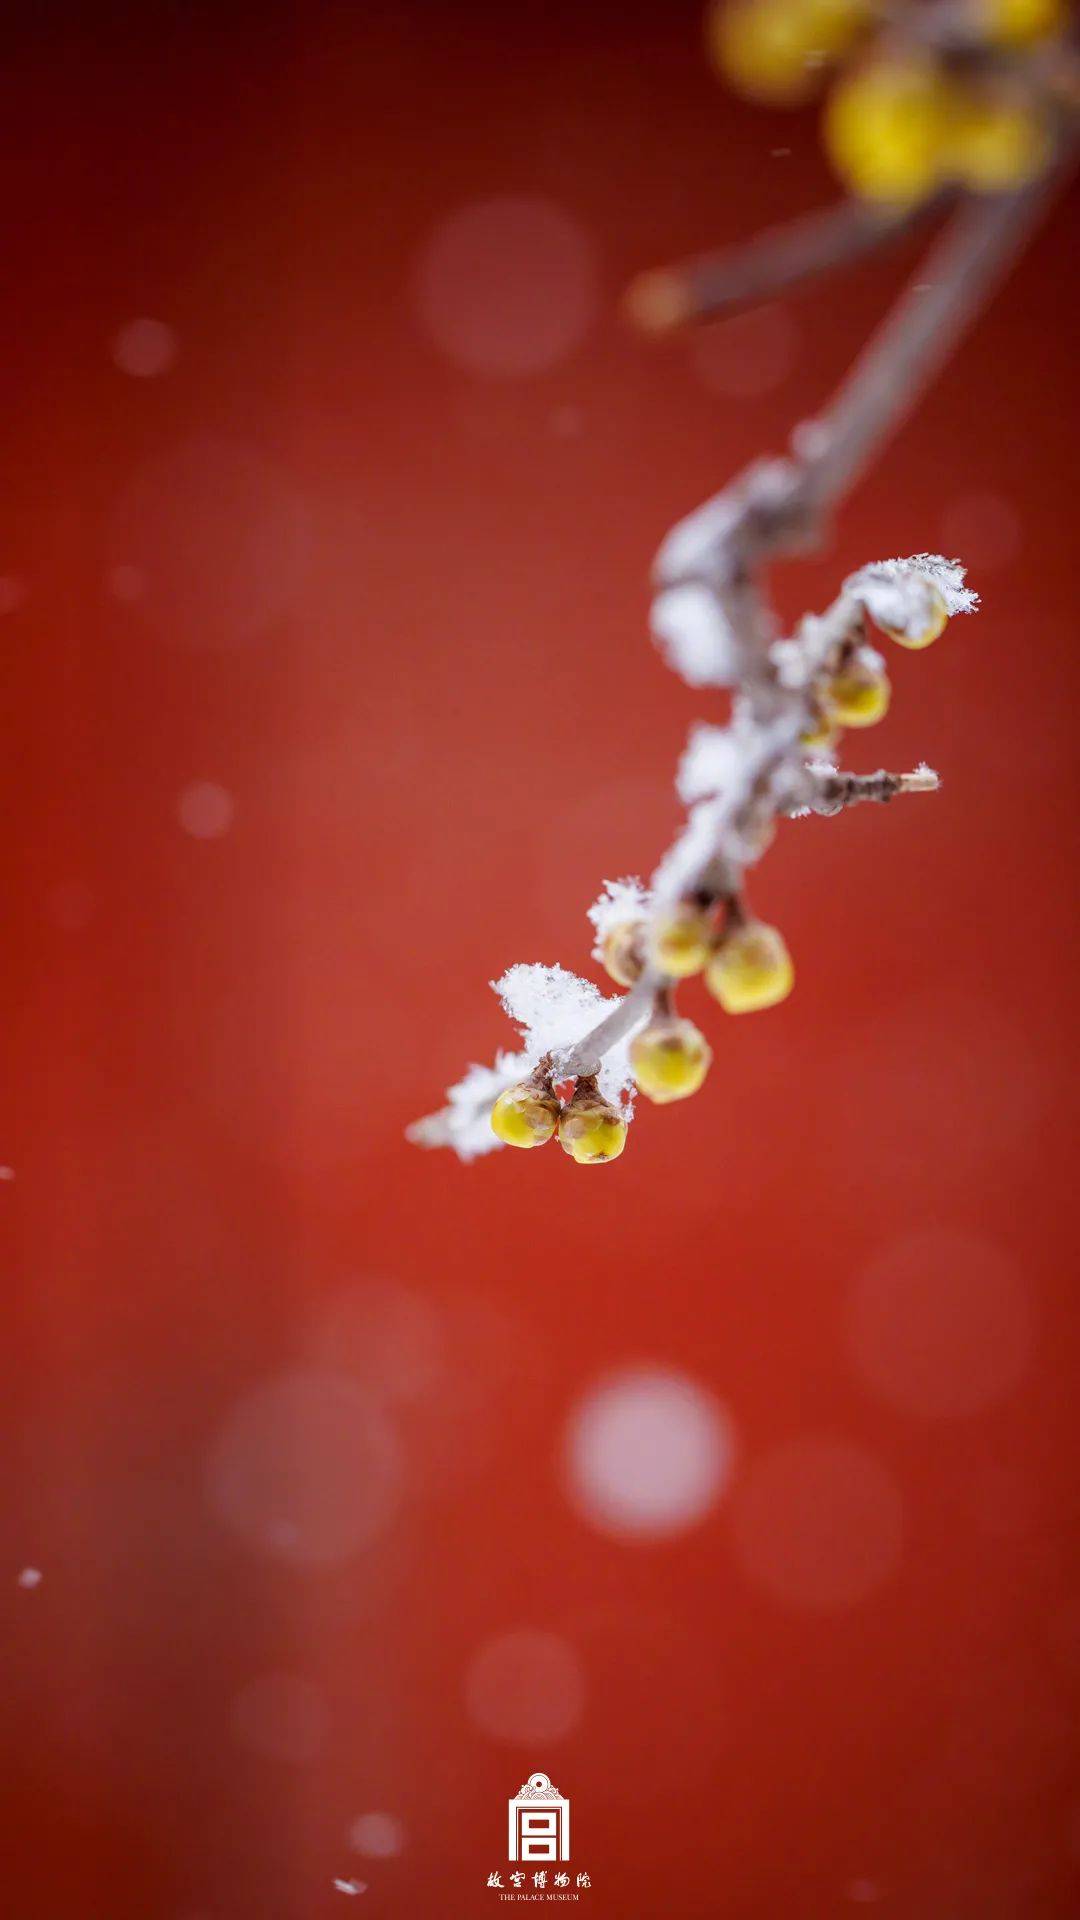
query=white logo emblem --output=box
[508,1772,570,1863]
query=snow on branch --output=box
[587,879,651,957]
[650,584,740,687]
[411,536,969,1162]
[494,964,640,1110]
[409,168,1063,1167]
[406,1053,527,1161]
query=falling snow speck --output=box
[112,317,178,378]
[109,563,146,602]
[178,781,235,840]
[333,1881,367,1897]
[349,1811,406,1859]
[17,1568,42,1589]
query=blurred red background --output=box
[2,3,1078,1916]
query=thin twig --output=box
[626,193,948,330]
[800,173,1067,515]
[556,972,659,1080]
[791,765,940,816]
[658,171,1070,601]
[547,184,1066,1082]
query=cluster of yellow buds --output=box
[708,0,1068,206]
[601,896,796,1022]
[608,901,794,1058]
[801,575,951,752]
[624,899,794,1019]
[490,899,798,1161]
[478,555,962,1167]
[825,58,1054,202]
[491,1066,628,1163]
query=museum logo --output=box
[485,1773,592,1900]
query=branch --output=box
[656,173,1068,608]
[625,193,949,330]
[413,159,1073,1159]
[800,171,1069,515]
[555,972,657,1080]
[791,764,940,817]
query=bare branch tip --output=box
[622,268,693,336]
[900,766,941,794]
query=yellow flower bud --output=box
[630,1017,713,1105]
[800,715,839,751]
[558,1082,628,1165]
[623,268,693,336]
[805,0,875,53]
[708,0,824,106]
[706,921,794,1015]
[650,903,714,978]
[490,1081,559,1150]
[823,664,891,727]
[876,581,949,650]
[948,88,1051,192]
[824,61,950,204]
[976,0,1065,48]
[600,920,645,989]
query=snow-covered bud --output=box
[846,555,977,644]
[874,580,949,650]
[558,1078,628,1165]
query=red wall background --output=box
[1,3,1078,1916]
